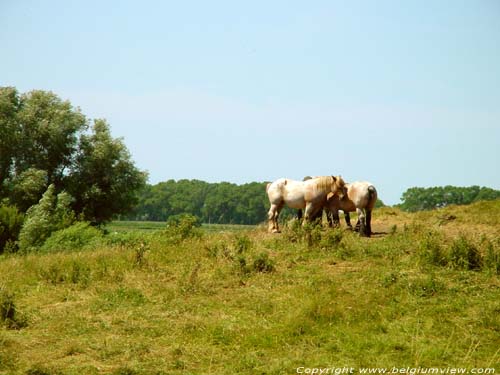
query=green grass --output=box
[106,221,257,233]
[1,201,499,374]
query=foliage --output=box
[0,87,146,224]
[0,204,24,253]
[400,185,500,212]
[126,179,270,225]
[41,221,104,253]
[164,213,203,242]
[17,185,76,252]
[66,119,147,224]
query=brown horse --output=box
[326,181,378,237]
[266,176,345,233]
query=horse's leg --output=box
[357,208,368,237]
[297,209,303,221]
[326,208,333,227]
[303,202,319,225]
[344,212,353,229]
[268,203,282,233]
[366,209,372,237]
[329,209,340,227]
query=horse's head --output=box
[331,175,346,199]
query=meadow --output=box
[0,201,499,374]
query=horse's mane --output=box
[312,176,334,193]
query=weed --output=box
[0,286,26,330]
[319,228,343,250]
[483,239,500,275]
[26,365,62,375]
[134,242,148,267]
[417,231,447,267]
[448,236,482,270]
[252,252,275,273]
[234,234,252,254]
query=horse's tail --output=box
[367,185,377,206]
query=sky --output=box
[1,0,499,205]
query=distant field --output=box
[106,220,258,233]
[1,200,499,374]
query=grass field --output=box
[1,201,499,374]
[106,221,257,233]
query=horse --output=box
[266,176,345,233]
[326,181,377,237]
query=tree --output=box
[0,87,21,196]
[400,185,500,212]
[15,90,87,186]
[0,87,146,225]
[66,119,147,224]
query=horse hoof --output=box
[272,229,281,234]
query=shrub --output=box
[252,252,275,273]
[484,240,500,275]
[417,231,447,267]
[0,204,24,253]
[234,234,252,254]
[0,285,26,329]
[18,185,76,252]
[41,221,103,253]
[448,236,482,270]
[165,214,202,241]
[319,228,343,250]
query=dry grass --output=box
[0,201,499,374]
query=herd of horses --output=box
[266,175,378,237]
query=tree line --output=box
[398,185,500,212]
[124,181,500,224]
[123,179,270,225]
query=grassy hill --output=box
[1,201,499,374]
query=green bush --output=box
[18,185,76,252]
[41,222,103,253]
[0,204,24,253]
[165,214,202,241]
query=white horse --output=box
[266,176,345,233]
[326,181,378,237]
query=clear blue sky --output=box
[2,1,499,205]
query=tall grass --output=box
[0,202,499,374]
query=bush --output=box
[251,252,276,273]
[165,214,202,241]
[448,236,482,270]
[0,204,24,253]
[0,285,26,329]
[18,185,76,252]
[41,222,104,253]
[417,231,447,267]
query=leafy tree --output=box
[0,87,146,225]
[15,90,87,186]
[66,119,147,224]
[9,168,48,212]
[0,87,21,196]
